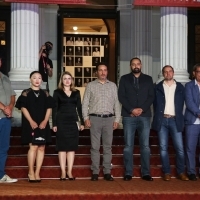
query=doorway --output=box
[188,10,200,79]
[57,8,119,89]
[0,6,11,76]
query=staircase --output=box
[6,127,180,179]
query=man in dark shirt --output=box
[38,42,53,87]
[75,47,82,56]
[118,57,154,181]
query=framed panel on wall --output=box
[63,34,109,87]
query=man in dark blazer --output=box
[118,57,154,181]
[185,63,200,181]
[152,65,188,181]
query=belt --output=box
[90,114,113,118]
[163,114,175,118]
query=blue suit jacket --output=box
[152,81,185,132]
[185,80,200,125]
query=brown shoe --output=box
[178,173,189,181]
[163,174,171,181]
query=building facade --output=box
[0,0,199,126]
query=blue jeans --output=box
[185,124,200,175]
[123,116,151,176]
[158,117,185,175]
[0,118,11,179]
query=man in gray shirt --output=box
[0,56,17,183]
[82,62,121,181]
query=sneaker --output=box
[0,174,18,183]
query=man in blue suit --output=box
[118,57,154,181]
[185,63,200,181]
[152,65,188,181]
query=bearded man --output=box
[118,57,154,181]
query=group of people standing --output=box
[118,58,200,182]
[1,55,200,184]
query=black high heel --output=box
[28,174,37,183]
[36,179,41,182]
[60,177,66,181]
[66,174,75,180]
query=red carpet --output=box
[6,128,192,179]
[1,179,200,200]
[2,127,200,199]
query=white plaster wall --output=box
[48,60,57,96]
[39,5,58,95]
[152,7,161,83]
[118,1,161,83]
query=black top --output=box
[39,55,53,82]
[52,89,84,126]
[15,88,55,144]
[118,73,154,117]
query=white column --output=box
[9,3,39,127]
[9,3,39,82]
[133,6,152,76]
[158,7,189,83]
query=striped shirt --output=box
[82,79,121,122]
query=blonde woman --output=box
[52,71,84,180]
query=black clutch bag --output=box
[32,128,46,145]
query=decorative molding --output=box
[133,0,200,7]
[5,0,86,4]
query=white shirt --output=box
[163,80,176,116]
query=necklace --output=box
[33,90,40,97]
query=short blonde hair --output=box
[58,71,76,91]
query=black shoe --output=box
[142,175,153,181]
[28,179,37,183]
[104,174,114,181]
[66,174,75,181]
[36,179,41,183]
[124,175,132,181]
[28,175,37,183]
[91,174,98,181]
[60,177,66,181]
[189,174,197,181]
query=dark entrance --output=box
[0,6,11,76]
[188,10,200,79]
[57,8,119,84]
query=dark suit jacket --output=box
[152,80,185,132]
[118,73,154,117]
[185,80,200,124]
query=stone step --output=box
[5,165,177,179]
[6,154,184,166]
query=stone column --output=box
[158,7,189,83]
[9,3,39,83]
[133,6,152,76]
[9,3,39,126]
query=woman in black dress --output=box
[15,71,54,182]
[52,71,84,180]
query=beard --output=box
[131,68,141,74]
